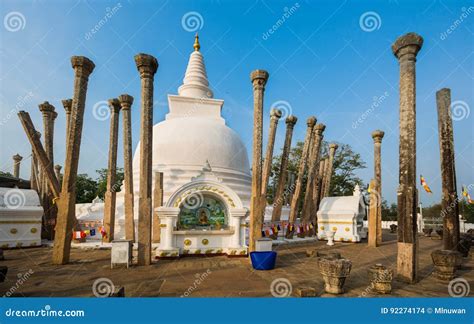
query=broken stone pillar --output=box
[392,32,423,283]
[436,88,460,251]
[322,143,338,198]
[118,94,135,242]
[288,116,317,224]
[271,115,298,222]
[103,99,121,243]
[62,99,73,142]
[249,69,269,252]
[372,130,384,246]
[260,108,282,222]
[12,154,22,178]
[153,172,164,243]
[368,179,379,247]
[52,56,95,265]
[302,123,325,223]
[135,53,158,266]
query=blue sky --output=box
[0,0,473,206]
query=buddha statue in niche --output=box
[198,208,209,225]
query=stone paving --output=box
[0,231,472,297]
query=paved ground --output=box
[0,231,472,297]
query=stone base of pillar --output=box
[396,242,418,283]
[103,192,116,243]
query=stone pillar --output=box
[313,157,326,216]
[260,108,282,221]
[135,53,158,266]
[302,123,325,223]
[392,32,423,283]
[12,154,22,178]
[118,94,135,242]
[54,165,62,183]
[319,158,329,202]
[30,151,38,191]
[436,88,460,251]
[103,99,121,243]
[52,56,95,265]
[39,101,56,240]
[323,143,338,198]
[372,130,384,246]
[288,116,317,223]
[33,131,42,194]
[62,99,73,142]
[368,179,379,247]
[271,115,297,222]
[249,69,269,252]
[152,172,164,243]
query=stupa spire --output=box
[178,34,213,98]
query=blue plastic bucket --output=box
[250,251,277,270]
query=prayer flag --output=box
[420,175,432,193]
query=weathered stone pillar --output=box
[372,130,384,246]
[260,108,282,221]
[12,154,22,178]
[30,151,38,191]
[288,116,316,223]
[61,99,73,142]
[313,157,326,217]
[249,69,269,252]
[392,32,423,283]
[436,88,460,251]
[39,101,56,240]
[323,143,338,198]
[368,179,379,247]
[103,99,121,243]
[302,123,325,223]
[319,157,329,202]
[153,172,164,243]
[118,94,135,242]
[33,131,42,193]
[271,115,297,222]
[54,165,62,183]
[52,56,95,265]
[135,53,158,266]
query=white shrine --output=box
[0,188,43,248]
[316,185,368,242]
[76,35,251,256]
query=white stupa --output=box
[77,35,251,254]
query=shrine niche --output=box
[155,166,248,258]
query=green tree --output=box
[381,201,397,221]
[268,140,366,207]
[96,168,124,200]
[75,174,98,203]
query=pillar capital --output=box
[71,56,95,77]
[61,99,73,114]
[329,143,338,151]
[51,111,58,121]
[118,94,134,110]
[54,164,62,172]
[306,116,317,127]
[372,130,385,143]
[108,98,121,113]
[250,69,269,89]
[270,108,282,120]
[35,131,41,139]
[285,115,298,127]
[134,53,158,78]
[392,32,423,60]
[314,123,326,135]
[39,101,55,115]
[13,153,23,162]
